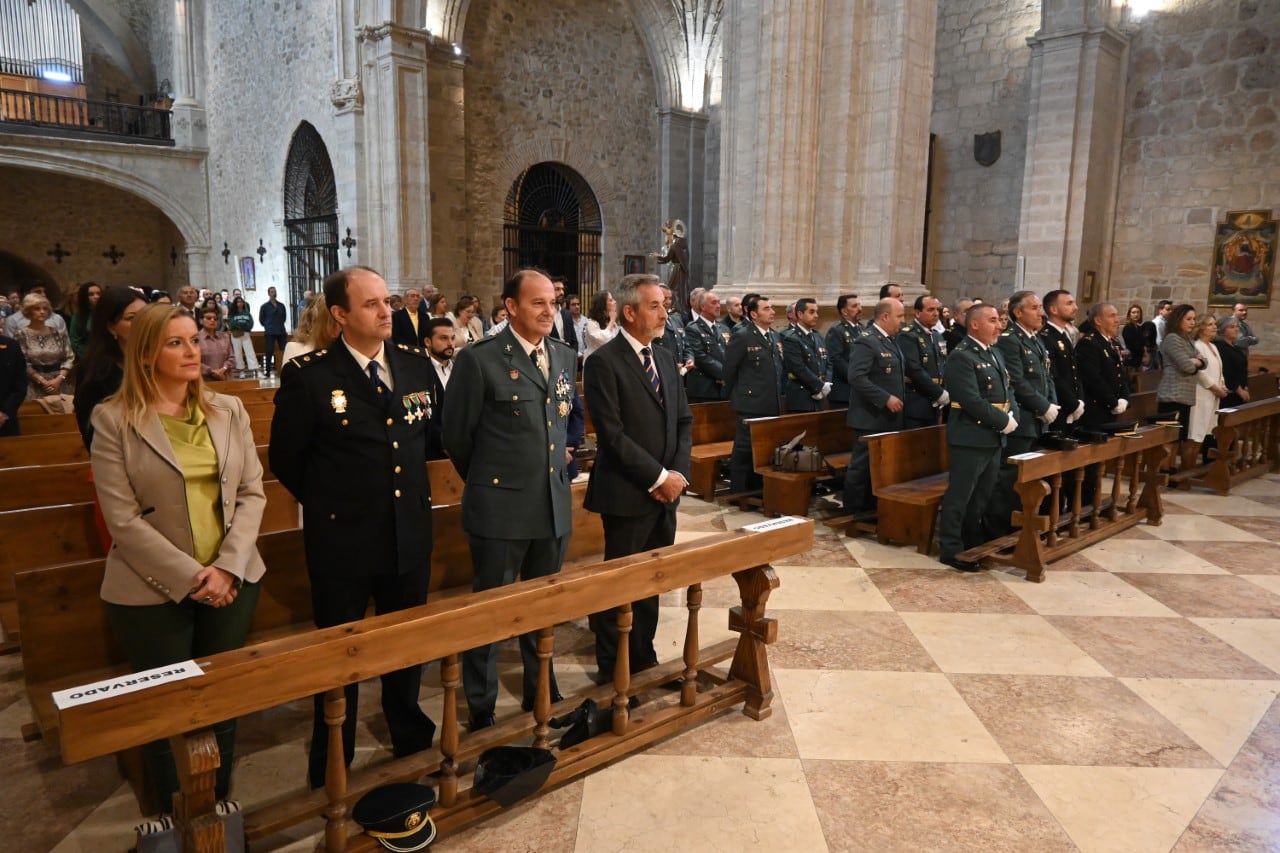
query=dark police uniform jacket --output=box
[896,319,944,421]
[1040,323,1083,417]
[996,323,1057,440]
[723,322,783,417]
[943,338,1017,448]
[781,325,832,411]
[825,319,864,405]
[442,327,575,541]
[846,323,906,433]
[684,315,731,400]
[269,340,440,578]
[1076,329,1131,429]
[651,315,688,364]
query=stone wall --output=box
[460,0,659,305]
[0,166,184,300]
[926,0,1041,304]
[1110,0,1279,353]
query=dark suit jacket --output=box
[0,336,25,436]
[846,324,906,433]
[549,307,579,352]
[269,339,439,578]
[1077,331,1130,428]
[391,305,431,348]
[443,327,575,540]
[583,333,693,517]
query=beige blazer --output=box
[90,391,267,605]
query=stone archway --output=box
[503,162,603,302]
[282,122,339,310]
[0,251,61,306]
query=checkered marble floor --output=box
[4,473,1280,851]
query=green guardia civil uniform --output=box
[987,323,1057,533]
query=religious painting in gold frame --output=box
[1209,209,1274,309]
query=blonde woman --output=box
[90,303,266,813]
[15,292,75,402]
[1189,314,1227,463]
[282,293,339,364]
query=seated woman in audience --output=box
[1156,303,1204,471]
[199,296,226,329]
[427,292,450,319]
[1121,303,1146,375]
[1215,316,1250,408]
[449,295,483,349]
[227,295,257,375]
[15,292,75,405]
[90,303,266,815]
[1189,314,1228,463]
[73,286,149,448]
[68,282,102,359]
[582,289,618,361]
[281,294,338,364]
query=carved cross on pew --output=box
[47,243,71,264]
[342,228,357,258]
[102,245,125,265]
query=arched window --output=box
[503,162,602,302]
[283,122,338,310]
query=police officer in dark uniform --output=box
[684,289,731,403]
[723,294,783,492]
[825,294,864,407]
[652,283,691,370]
[898,295,947,428]
[269,265,442,789]
[1077,302,1131,428]
[987,291,1060,535]
[938,304,1019,571]
[781,297,833,411]
[1041,289,1085,426]
[842,298,906,514]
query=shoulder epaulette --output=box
[290,347,331,369]
[395,343,431,359]
[545,336,574,351]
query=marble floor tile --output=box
[1046,616,1279,679]
[997,571,1179,617]
[900,612,1109,676]
[842,536,949,569]
[437,777,584,852]
[642,691,799,759]
[671,528,718,546]
[1116,573,1280,618]
[1229,475,1280,497]
[1018,765,1223,853]
[1120,678,1280,766]
[575,755,827,853]
[1141,514,1266,541]
[769,610,940,672]
[1193,618,1280,674]
[1241,574,1280,598]
[866,567,1038,613]
[771,533,860,567]
[658,572,739,608]
[1163,493,1280,517]
[950,674,1219,767]
[805,760,1075,852]
[1211,515,1280,540]
[775,669,1009,763]
[763,564,892,611]
[1080,538,1229,574]
[1168,541,1280,574]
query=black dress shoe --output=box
[468,712,496,732]
[521,691,565,712]
[392,717,437,758]
[940,555,981,573]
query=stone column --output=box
[171,0,207,149]
[358,21,433,291]
[185,245,211,291]
[330,0,365,269]
[426,43,468,297]
[1017,0,1129,298]
[657,107,709,300]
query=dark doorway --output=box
[503,162,602,303]
[283,122,339,318]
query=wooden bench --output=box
[745,408,852,516]
[686,401,736,498]
[53,518,813,851]
[862,425,950,553]
[1191,396,1280,495]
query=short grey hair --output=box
[615,273,663,314]
[1218,316,1240,333]
[873,298,900,320]
[1007,290,1036,314]
[1086,301,1116,322]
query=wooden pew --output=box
[11,411,78,435]
[53,518,813,851]
[1191,396,1280,495]
[686,401,736,498]
[0,432,90,467]
[1134,369,1163,393]
[959,425,1177,582]
[862,425,950,554]
[1248,371,1279,401]
[745,408,851,516]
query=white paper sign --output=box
[1218,408,1237,414]
[743,516,807,533]
[53,660,204,710]
[1008,452,1045,461]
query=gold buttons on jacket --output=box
[492,478,500,484]
[395,489,401,497]
[549,444,556,451]
[393,441,400,449]
[386,418,394,426]
[394,465,402,474]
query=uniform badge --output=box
[401,390,432,424]
[331,390,348,413]
[504,344,512,352]
[558,401,570,418]
[1058,340,1066,351]
[509,369,520,380]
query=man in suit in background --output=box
[842,298,906,514]
[898,295,947,427]
[723,294,783,492]
[781,297,833,411]
[825,294,864,407]
[392,288,431,349]
[269,266,441,789]
[0,334,26,435]
[1041,289,1085,426]
[583,274,693,685]
[549,276,579,354]
[443,269,575,730]
[684,289,730,403]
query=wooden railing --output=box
[56,518,814,852]
[1192,396,1280,495]
[0,87,172,143]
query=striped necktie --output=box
[641,346,662,401]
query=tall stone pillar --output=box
[1017,0,1129,298]
[358,22,433,291]
[171,0,207,150]
[657,107,709,303]
[185,245,210,291]
[426,44,468,297]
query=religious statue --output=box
[651,218,690,316]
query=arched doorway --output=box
[0,252,60,306]
[283,122,339,311]
[503,163,602,302]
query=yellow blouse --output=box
[159,399,224,566]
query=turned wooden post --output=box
[170,730,223,853]
[532,627,555,748]
[612,604,633,733]
[1047,473,1062,547]
[682,583,702,706]
[1109,458,1123,520]
[729,565,779,720]
[323,687,349,852]
[1124,452,1140,515]
[439,654,460,808]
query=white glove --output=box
[1112,398,1128,415]
[821,382,832,398]
[1000,415,1019,435]
[679,365,688,376]
[1073,400,1085,420]
[1042,403,1061,424]
[935,390,950,408]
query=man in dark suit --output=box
[842,298,907,513]
[269,266,442,789]
[258,286,289,375]
[781,297,833,411]
[723,295,784,492]
[684,289,731,403]
[391,287,431,348]
[0,334,25,436]
[825,294,864,406]
[898,295,947,427]
[583,274,693,684]
[443,269,576,730]
[548,276,579,353]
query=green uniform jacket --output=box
[942,337,1017,448]
[825,319,863,404]
[845,324,906,432]
[723,322,783,416]
[995,323,1056,439]
[684,316,731,400]
[897,319,944,420]
[781,326,831,411]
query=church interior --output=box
[2,0,1280,850]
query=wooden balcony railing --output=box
[0,87,172,144]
